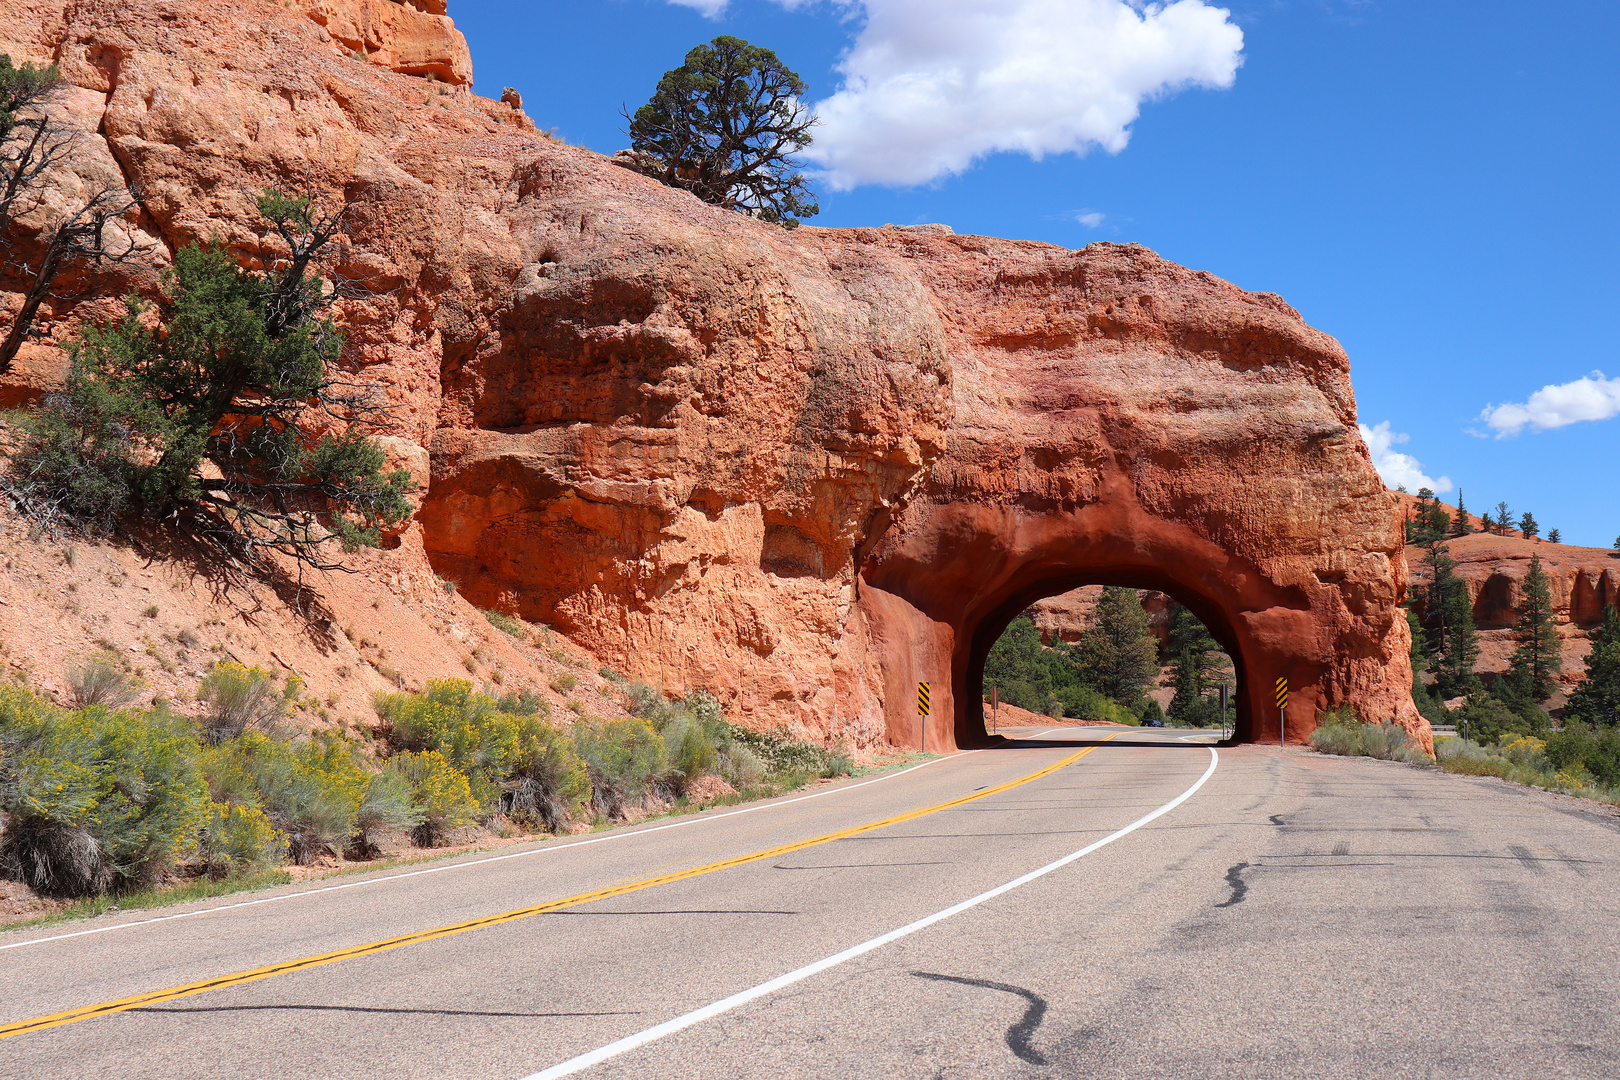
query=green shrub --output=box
[1059,684,1141,726]
[384,750,478,846]
[573,717,666,817]
[1546,722,1620,788]
[484,609,528,639]
[496,687,548,717]
[374,678,587,830]
[197,661,288,743]
[351,769,421,855]
[502,719,591,832]
[198,802,286,875]
[207,732,369,864]
[0,689,210,895]
[66,651,140,708]
[1456,693,1540,743]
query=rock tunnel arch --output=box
[857,499,1341,751]
[967,572,1252,745]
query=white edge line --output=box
[519,745,1220,1080]
[1,753,966,952]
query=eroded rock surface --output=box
[1,0,1423,750]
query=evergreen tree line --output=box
[1404,487,1550,546]
[982,588,1234,728]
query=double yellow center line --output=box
[1,735,1116,1040]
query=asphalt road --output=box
[4,727,1620,1079]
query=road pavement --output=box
[3,728,1619,1079]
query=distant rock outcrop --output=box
[1406,532,1619,700]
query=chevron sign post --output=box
[1275,677,1289,746]
[917,681,930,718]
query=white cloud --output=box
[1479,371,1620,437]
[667,0,730,17]
[1358,422,1452,494]
[1075,210,1107,228]
[805,0,1245,189]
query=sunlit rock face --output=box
[1,0,1421,750]
[850,237,1422,752]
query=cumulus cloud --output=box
[1358,422,1452,494]
[806,0,1245,189]
[1479,372,1620,437]
[1074,210,1107,228]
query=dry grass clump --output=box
[66,650,140,708]
[1308,708,1431,764]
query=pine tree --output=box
[1424,543,1480,697]
[1492,501,1512,536]
[1072,587,1159,703]
[1451,491,1473,536]
[1519,512,1539,540]
[1504,554,1562,705]
[1566,604,1620,726]
[1548,528,1561,544]
[1165,605,1232,726]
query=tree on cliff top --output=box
[626,36,818,228]
[5,188,412,571]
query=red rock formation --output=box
[1406,533,1619,701]
[1028,587,1172,646]
[0,0,1425,753]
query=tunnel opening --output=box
[960,570,1259,749]
[978,586,1236,736]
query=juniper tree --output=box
[1503,554,1562,706]
[1567,604,1620,726]
[627,36,818,227]
[6,188,412,569]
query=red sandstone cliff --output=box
[0,0,1423,751]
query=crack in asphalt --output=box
[1217,861,1250,907]
[911,971,1049,1065]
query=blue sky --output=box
[454,1,1619,547]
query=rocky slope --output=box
[1,0,1423,750]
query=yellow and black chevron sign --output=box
[1275,677,1289,711]
[917,681,931,717]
